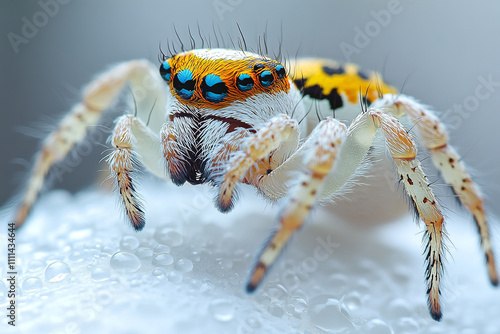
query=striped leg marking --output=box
[108,115,151,231]
[381,94,498,286]
[217,115,298,212]
[431,146,498,285]
[247,118,347,291]
[371,109,445,321]
[14,104,100,227]
[160,122,185,185]
[13,60,166,228]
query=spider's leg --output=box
[247,118,347,291]
[250,109,445,320]
[375,94,498,286]
[108,114,164,230]
[13,60,167,228]
[370,109,445,321]
[217,114,298,212]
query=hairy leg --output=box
[13,60,167,228]
[108,114,165,230]
[247,118,347,291]
[373,94,498,286]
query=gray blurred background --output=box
[1,0,499,216]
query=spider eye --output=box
[173,69,195,99]
[253,63,265,71]
[236,73,254,92]
[259,70,274,87]
[275,65,286,79]
[160,61,171,81]
[201,74,228,103]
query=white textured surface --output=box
[1,180,499,333]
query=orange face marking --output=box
[162,50,290,110]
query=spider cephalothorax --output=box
[157,50,303,189]
[12,48,497,321]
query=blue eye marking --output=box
[236,73,254,92]
[201,74,228,103]
[275,65,286,79]
[159,61,171,81]
[173,69,195,99]
[259,70,274,87]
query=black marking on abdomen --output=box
[293,80,343,111]
[322,65,345,75]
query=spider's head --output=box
[158,49,304,186]
[160,49,291,109]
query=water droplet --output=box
[168,271,183,283]
[22,277,43,292]
[365,319,392,334]
[45,261,71,283]
[191,251,201,262]
[110,252,141,273]
[343,291,362,311]
[268,303,285,318]
[254,293,271,306]
[308,295,353,333]
[327,273,349,296]
[286,297,307,315]
[135,247,153,259]
[210,299,234,321]
[393,317,419,333]
[90,267,110,282]
[154,244,171,254]
[153,253,174,266]
[154,227,183,247]
[68,251,85,263]
[120,236,140,251]
[386,298,412,318]
[246,314,262,328]
[175,259,193,272]
[28,260,45,272]
[152,268,166,279]
[266,284,288,303]
[101,245,116,255]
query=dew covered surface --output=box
[2,181,499,333]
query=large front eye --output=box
[236,73,254,92]
[201,74,228,103]
[173,69,195,99]
[160,61,171,81]
[259,70,274,87]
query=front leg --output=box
[108,115,164,231]
[13,60,168,228]
[247,118,347,291]
[217,115,298,212]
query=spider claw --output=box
[246,262,267,293]
[430,308,442,322]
